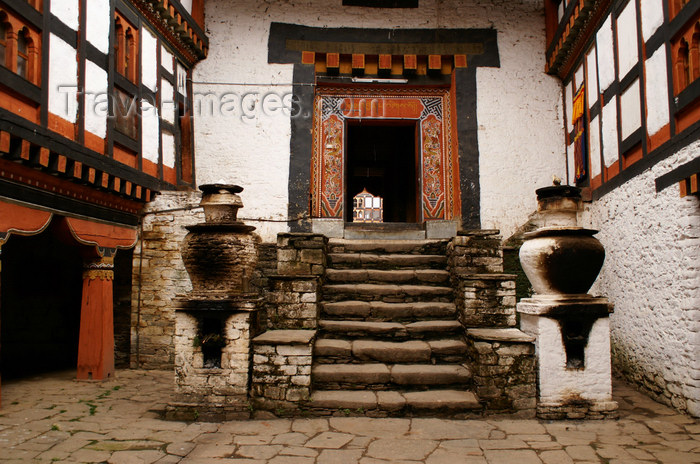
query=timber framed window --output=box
[113,12,139,142]
[0,8,40,85]
[16,28,28,79]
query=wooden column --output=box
[76,252,115,380]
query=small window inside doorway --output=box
[346,122,418,223]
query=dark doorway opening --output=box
[1,230,83,379]
[345,121,419,223]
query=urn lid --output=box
[535,185,581,200]
[199,184,244,195]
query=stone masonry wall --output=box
[582,143,700,417]
[251,330,315,413]
[131,191,204,369]
[466,329,537,417]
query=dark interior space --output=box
[113,249,133,368]
[1,230,83,379]
[346,122,418,223]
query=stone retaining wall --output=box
[466,328,537,417]
[267,276,320,329]
[457,274,517,328]
[251,330,315,414]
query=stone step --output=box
[328,253,447,270]
[312,363,472,390]
[323,284,453,303]
[328,239,448,255]
[314,338,468,364]
[322,301,456,321]
[307,389,481,416]
[325,268,450,285]
[318,319,462,340]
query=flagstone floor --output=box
[0,369,698,463]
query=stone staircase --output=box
[307,239,481,416]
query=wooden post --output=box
[76,253,115,380]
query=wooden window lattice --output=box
[353,189,383,223]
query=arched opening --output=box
[676,39,689,93]
[0,15,8,68]
[0,226,83,379]
[16,27,28,79]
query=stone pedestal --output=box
[517,185,618,420]
[167,297,261,421]
[517,296,618,419]
[166,184,262,421]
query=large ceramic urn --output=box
[519,185,604,296]
[180,184,258,296]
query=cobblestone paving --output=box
[0,370,698,463]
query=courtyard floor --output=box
[0,369,698,463]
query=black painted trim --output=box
[77,0,87,145]
[634,0,647,160]
[268,22,499,68]
[656,156,700,192]
[455,67,480,229]
[40,0,49,126]
[590,101,600,119]
[49,14,78,48]
[112,129,139,152]
[0,0,42,29]
[602,81,619,104]
[675,79,700,115]
[115,0,139,27]
[645,23,666,59]
[0,180,140,226]
[669,0,700,40]
[86,43,109,71]
[619,66,639,91]
[115,74,139,95]
[594,120,700,199]
[0,67,41,103]
[0,107,168,191]
[620,127,642,154]
[106,0,115,160]
[287,63,315,232]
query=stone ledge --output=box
[253,329,316,345]
[457,229,501,236]
[268,274,320,281]
[467,328,535,343]
[461,273,518,280]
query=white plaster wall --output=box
[641,0,664,42]
[520,315,613,403]
[161,78,175,124]
[180,0,193,13]
[161,45,174,73]
[86,0,110,54]
[645,46,670,136]
[84,60,108,138]
[142,28,158,92]
[620,78,641,140]
[601,96,618,167]
[48,34,78,123]
[162,131,176,168]
[589,115,601,178]
[616,0,638,78]
[582,142,700,417]
[51,0,79,30]
[194,0,563,242]
[586,46,598,105]
[142,99,160,164]
[597,16,615,92]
